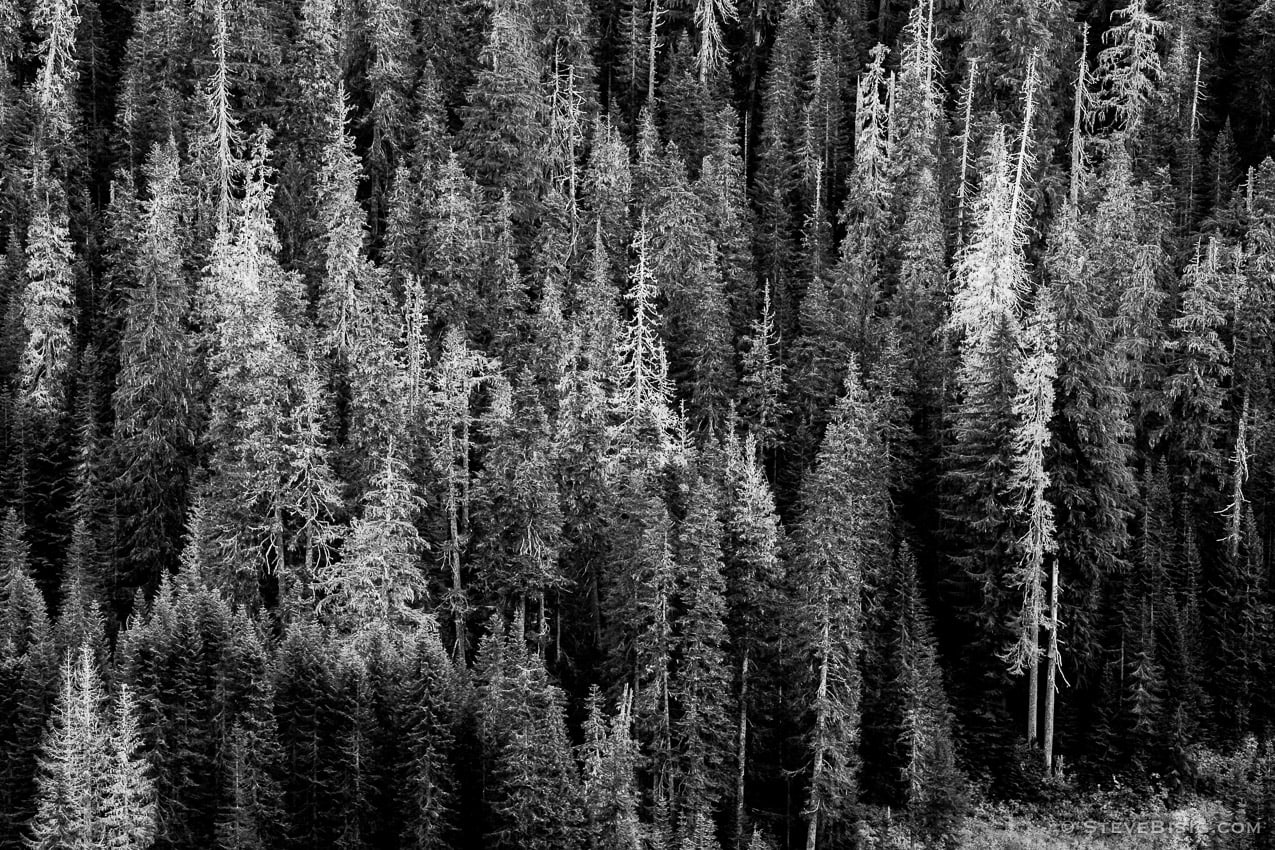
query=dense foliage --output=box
[2,0,1275,847]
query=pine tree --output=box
[424,328,497,659]
[424,155,485,333]
[1167,238,1236,490]
[29,0,82,186]
[119,578,278,850]
[273,619,344,849]
[738,285,787,454]
[581,118,632,293]
[198,134,299,607]
[27,647,110,850]
[473,379,566,623]
[1096,0,1168,146]
[215,726,271,850]
[602,477,676,794]
[720,434,783,845]
[363,0,413,196]
[1044,204,1136,681]
[613,219,677,467]
[314,84,374,362]
[101,685,158,850]
[397,623,457,850]
[280,347,340,609]
[694,0,735,82]
[0,512,55,847]
[941,124,1033,768]
[890,545,964,842]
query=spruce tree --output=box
[27,647,157,850]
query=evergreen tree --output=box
[474,617,586,850]
[792,365,890,850]
[737,285,787,455]
[198,134,300,607]
[27,647,157,850]
[424,328,496,659]
[941,125,1033,769]
[315,443,428,638]
[671,472,733,819]
[0,512,55,847]
[461,0,547,230]
[1002,290,1058,758]
[579,686,642,850]
[18,189,77,421]
[112,141,197,594]
[473,378,566,622]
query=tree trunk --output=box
[647,0,659,104]
[1044,556,1059,773]
[1027,620,1039,748]
[805,621,830,850]
[735,650,749,849]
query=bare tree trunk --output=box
[1044,557,1059,773]
[735,650,749,849]
[805,622,830,850]
[1027,621,1039,747]
[1070,25,1089,209]
[647,0,659,104]
[448,456,467,661]
[956,59,978,241]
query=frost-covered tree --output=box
[198,135,300,606]
[1096,0,1168,143]
[28,647,156,850]
[19,191,76,420]
[613,219,677,467]
[316,443,427,637]
[425,328,496,658]
[1002,291,1058,756]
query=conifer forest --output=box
[12,0,1275,846]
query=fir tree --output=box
[27,647,157,850]
[19,190,77,421]
[474,616,586,850]
[461,0,547,229]
[793,364,890,850]
[112,141,196,593]
[316,443,428,638]
[579,686,642,850]
[671,472,733,819]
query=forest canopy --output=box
[2,0,1275,848]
